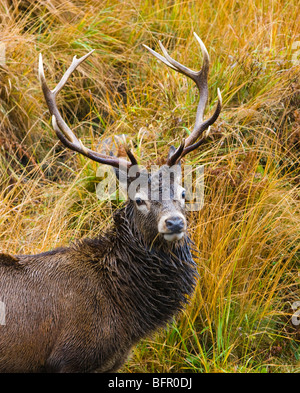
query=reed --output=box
[0,0,299,372]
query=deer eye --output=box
[181,190,186,199]
[135,197,144,206]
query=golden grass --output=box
[0,0,299,372]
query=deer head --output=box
[39,33,222,244]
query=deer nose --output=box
[165,217,185,233]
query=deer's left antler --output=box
[144,32,222,165]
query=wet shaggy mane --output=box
[75,202,198,337]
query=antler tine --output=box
[144,33,209,87]
[177,88,222,157]
[39,51,136,170]
[166,89,222,166]
[145,33,222,166]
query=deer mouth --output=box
[162,232,185,242]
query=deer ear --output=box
[168,145,181,167]
[113,167,129,191]
[109,151,129,194]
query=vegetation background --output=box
[0,0,299,372]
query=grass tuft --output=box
[0,0,299,372]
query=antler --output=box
[39,51,137,170]
[144,32,222,166]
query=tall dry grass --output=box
[0,0,299,372]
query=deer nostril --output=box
[165,217,185,233]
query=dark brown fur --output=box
[0,201,197,372]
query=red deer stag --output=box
[0,33,221,372]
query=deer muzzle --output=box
[158,214,187,242]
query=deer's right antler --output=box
[39,51,137,170]
[144,33,222,166]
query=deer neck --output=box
[79,202,197,338]
[103,202,198,338]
